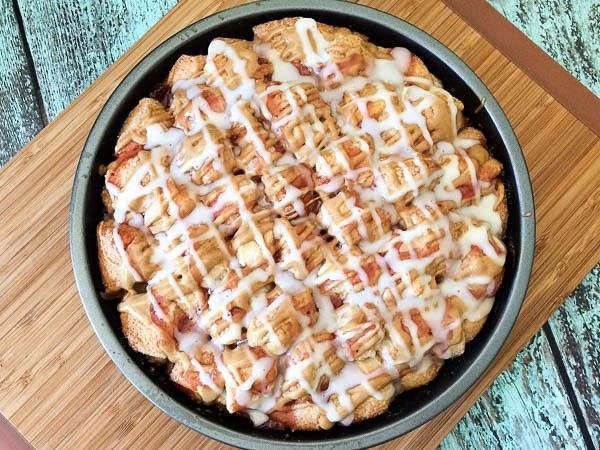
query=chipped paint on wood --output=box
[440,329,585,449]
[488,0,600,98]
[16,0,178,120]
[0,0,43,165]
[549,263,600,444]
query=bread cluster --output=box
[97,17,507,430]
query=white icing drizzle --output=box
[205,38,256,104]
[145,123,186,149]
[461,194,502,236]
[369,48,411,86]
[254,42,316,84]
[103,20,508,428]
[294,18,332,66]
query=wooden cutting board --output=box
[1,0,599,448]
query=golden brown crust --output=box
[399,359,443,391]
[166,54,206,88]
[352,397,393,423]
[464,317,488,343]
[405,54,442,87]
[120,310,168,360]
[97,219,131,293]
[116,98,173,152]
[269,401,335,430]
[269,393,393,429]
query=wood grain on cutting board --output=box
[1,0,599,448]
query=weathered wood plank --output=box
[0,0,43,165]
[16,0,178,121]
[488,0,600,98]
[440,329,585,449]
[548,263,600,445]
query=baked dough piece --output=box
[97,17,508,430]
[167,54,206,88]
[318,189,391,248]
[115,98,174,151]
[263,162,319,219]
[253,17,390,79]
[258,82,340,162]
[174,124,235,186]
[97,220,159,293]
[313,134,375,191]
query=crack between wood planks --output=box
[543,322,596,450]
[12,0,49,126]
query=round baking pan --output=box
[69,0,535,448]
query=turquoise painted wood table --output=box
[0,0,598,448]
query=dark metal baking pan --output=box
[69,1,535,448]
